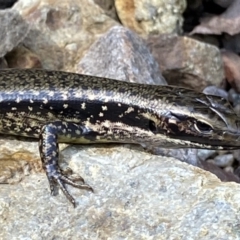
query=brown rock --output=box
[147,34,224,90]
[115,0,186,36]
[0,137,41,184]
[221,50,240,92]
[199,160,240,183]
[13,0,118,72]
[77,26,166,85]
[0,58,8,69]
[190,0,240,36]
[115,0,143,35]
[5,46,42,69]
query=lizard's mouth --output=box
[165,131,240,150]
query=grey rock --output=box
[150,147,199,166]
[211,153,234,167]
[233,149,240,162]
[151,148,239,183]
[224,166,234,173]
[203,86,228,99]
[1,139,240,239]
[214,0,233,8]
[228,88,240,106]
[197,149,216,161]
[234,104,240,116]
[0,9,29,58]
[77,26,166,85]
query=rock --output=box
[228,88,240,106]
[1,139,240,239]
[151,148,239,183]
[221,50,240,92]
[199,160,240,183]
[222,33,240,54]
[13,0,118,71]
[203,86,228,99]
[94,0,120,21]
[213,0,233,8]
[147,34,224,90]
[224,166,234,173]
[0,9,29,58]
[150,147,199,166]
[0,137,41,184]
[77,26,166,85]
[197,149,216,161]
[211,153,234,167]
[5,45,42,69]
[187,0,202,10]
[192,34,221,48]
[183,1,204,33]
[0,0,18,9]
[0,58,8,69]
[234,104,240,116]
[233,149,240,162]
[190,0,240,36]
[0,0,239,237]
[115,0,187,36]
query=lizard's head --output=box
[147,86,240,150]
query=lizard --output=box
[0,68,239,206]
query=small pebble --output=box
[197,149,216,161]
[234,104,240,115]
[203,86,228,99]
[233,149,240,162]
[228,88,240,106]
[224,166,234,173]
[211,154,234,167]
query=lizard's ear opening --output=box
[149,120,157,134]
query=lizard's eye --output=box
[194,121,213,134]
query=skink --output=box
[0,68,240,206]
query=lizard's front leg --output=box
[38,121,93,207]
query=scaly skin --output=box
[0,68,239,206]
